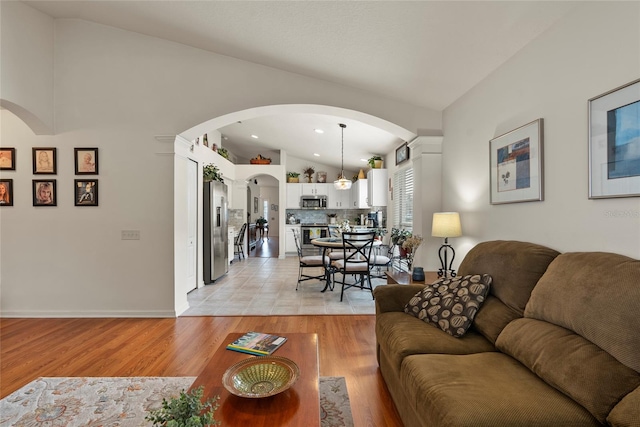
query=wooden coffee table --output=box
[190,332,320,427]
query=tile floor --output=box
[182,256,390,316]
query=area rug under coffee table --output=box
[0,376,353,427]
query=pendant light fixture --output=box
[334,123,352,190]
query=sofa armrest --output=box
[374,284,426,314]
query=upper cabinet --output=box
[351,179,369,209]
[367,169,388,206]
[286,183,302,209]
[301,183,329,195]
[327,184,351,209]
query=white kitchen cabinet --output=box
[327,184,351,208]
[228,227,235,264]
[286,184,302,209]
[367,169,388,207]
[301,183,329,195]
[285,225,301,254]
[351,179,369,209]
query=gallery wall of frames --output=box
[0,147,99,207]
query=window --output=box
[393,167,414,231]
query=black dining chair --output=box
[292,228,329,290]
[331,231,376,301]
[234,223,247,260]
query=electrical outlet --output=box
[121,230,140,240]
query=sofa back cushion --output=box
[458,240,560,315]
[525,252,640,372]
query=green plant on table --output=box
[390,228,412,246]
[287,171,300,178]
[145,385,220,427]
[217,147,230,160]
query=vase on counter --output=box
[412,267,425,282]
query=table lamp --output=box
[431,212,462,278]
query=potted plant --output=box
[145,385,220,427]
[374,227,388,240]
[287,171,300,183]
[256,216,268,226]
[368,155,383,169]
[303,166,315,183]
[203,164,224,183]
[327,213,337,224]
[217,147,230,160]
[402,234,424,270]
[390,228,412,247]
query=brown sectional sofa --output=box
[374,240,640,427]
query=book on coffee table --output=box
[226,331,287,356]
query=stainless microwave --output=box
[300,195,327,209]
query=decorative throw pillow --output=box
[404,274,492,337]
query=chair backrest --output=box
[342,231,375,265]
[235,223,247,242]
[291,228,303,258]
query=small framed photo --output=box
[0,179,13,206]
[490,118,544,204]
[33,179,57,206]
[0,148,16,170]
[33,147,57,174]
[588,78,640,199]
[75,179,98,206]
[74,148,99,175]
[395,142,410,165]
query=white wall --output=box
[442,2,640,266]
[1,11,438,316]
[0,1,54,134]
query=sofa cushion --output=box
[458,240,560,315]
[607,386,640,427]
[525,252,640,372]
[496,318,640,424]
[401,352,600,427]
[470,295,522,344]
[376,311,495,374]
[404,274,491,337]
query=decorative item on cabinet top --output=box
[250,154,271,164]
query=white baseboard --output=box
[0,309,177,318]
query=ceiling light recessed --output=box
[251,134,259,139]
[314,129,324,134]
[313,153,320,157]
[360,159,368,162]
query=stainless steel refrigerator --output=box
[203,181,228,283]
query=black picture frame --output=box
[33,147,57,174]
[75,148,99,175]
[395,142,410,165]
[0,179,13,206]
[75,179,99,206]
[33,179,57,206]
[0,148,16,170]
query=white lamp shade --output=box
[334,178,352,190]
[432,212,462,238]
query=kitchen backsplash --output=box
[286,208,386,226]
[228,209,245,230]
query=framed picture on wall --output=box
[0,148,16,170]
[588,78,640,198]
[0,179,13,206]
[75,148,99,175]
[395,142,410,165]
[254,197,258,213]
[489,118,544,204]
[75,179,98,206]
[33,179,57,206]
[33,147,57,174]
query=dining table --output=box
[310,236,382,293]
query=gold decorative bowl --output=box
[222,356,300,398]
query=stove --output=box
[300,223,329,250]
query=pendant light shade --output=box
[334,123,352,190]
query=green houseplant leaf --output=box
[145,385,220,427]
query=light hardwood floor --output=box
[0,316,404,426]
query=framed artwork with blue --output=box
[589,78,640,198]
[490,119,544,204]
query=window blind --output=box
[393,167,414,231]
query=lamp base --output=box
[437,239,457,278]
